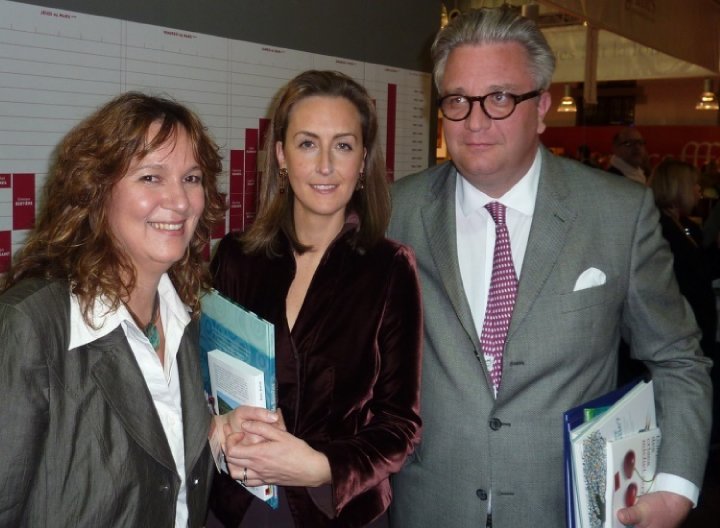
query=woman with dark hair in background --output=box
[208,70,423,527]
[0,92,226,527]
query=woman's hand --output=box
[219,406,285,446]
[224,420,331,488]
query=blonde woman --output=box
[649,159,716,357]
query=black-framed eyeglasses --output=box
[438,90,543,121]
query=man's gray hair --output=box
[432,5,556,92]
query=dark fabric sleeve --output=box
[659,215,718,357]
[0,300,50,525]
[209,233,244,295]
[317,244,423,514]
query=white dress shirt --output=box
[456,150,540,338]
[455,147,699,506]
[609,155,647,185]
[69,273,191,527]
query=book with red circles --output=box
[605,428,661,528]
[569,380,656,528]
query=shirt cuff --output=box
[653,472,700,507]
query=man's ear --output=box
[536,90,552,135]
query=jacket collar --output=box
[88,321,209,477]
[421,162,482,352]
[508,146,576,340]
[89,328,179,472]
[418,148,578,347]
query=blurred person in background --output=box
[607,126,649,185]
[649,159,717,358]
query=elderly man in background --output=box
[607,126,650,184]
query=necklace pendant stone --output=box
[146,323,160,350]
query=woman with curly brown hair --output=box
[0,92,226,527]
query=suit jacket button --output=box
[489,418,502,430]
[476,489,488,500]
[159,483,170,493]
[191,477,200,488]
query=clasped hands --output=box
[213,412,691,526]
[214,406,331,488]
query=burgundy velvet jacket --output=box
[208,225,422,528]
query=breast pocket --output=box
[559,276,619,313]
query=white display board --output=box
[0,0,432,271]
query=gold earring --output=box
[356,171,365,191]
[279,168,288,194]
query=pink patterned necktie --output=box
[481,201,518,393]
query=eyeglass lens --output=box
[441,93,515,120]
[439,91,540,121]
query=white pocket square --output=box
[573,267,606,291]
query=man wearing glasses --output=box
[388,6,711,528]
[608,126,650,184]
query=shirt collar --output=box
[69,273,191,350]
[457,147,541,218]
[610,154,646,180]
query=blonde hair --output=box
[649,159,699,216]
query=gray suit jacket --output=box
[387,148,713,527]
[0,278,213,527]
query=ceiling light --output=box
[696,79,719,111]
[557,84,577,113]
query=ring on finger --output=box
[242,467,248,486]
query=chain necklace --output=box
[664,209,699,248]
[125,292,161,350]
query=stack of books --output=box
[199,289,279,509]
[564,379,660,528]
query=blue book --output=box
[199,289,278,509]
[563,378,644,528]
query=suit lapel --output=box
[508,148,577,339]
[177,320,210,474]
[422,163,481,350]
[90,328,177,472]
